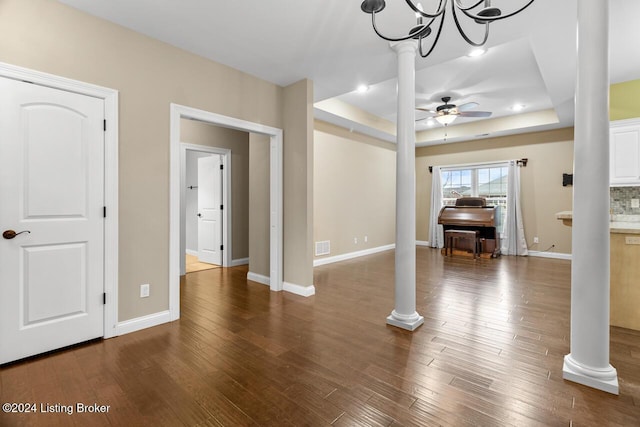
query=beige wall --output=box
[248,134,271,277]
[283,80,314,288]
[416,128,575,254]
[314,121,397,259]
[180,119,249,260]
[0,0,291,321]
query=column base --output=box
[386,310,424,331]
[563,354,619,395]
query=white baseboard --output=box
[115,310,172,336]
[416,240,430,247]
[313,244,395,267]
[528,250,572,260]
[247,271,270,286]
[283,281,316,297]
[247,272,315,297]
[231,257,249,267]
[186,249,198,256]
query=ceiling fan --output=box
[416,96,492,126]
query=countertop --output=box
[555,211,640,234]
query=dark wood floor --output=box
[1,248,639,426]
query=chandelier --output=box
[360,0,536,58]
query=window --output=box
[441,164,508,233]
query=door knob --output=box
[2,230,31,240]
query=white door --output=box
[0,77,104,364]
[197,155,222,265]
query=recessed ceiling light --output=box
[356,84,369,93]
[468,48,486,57]
[512,104,526,111]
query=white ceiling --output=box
[58,0,640,145]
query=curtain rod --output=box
[428,158,528,173]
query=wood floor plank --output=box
[2,247,640,426]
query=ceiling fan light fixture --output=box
[435,114,457,126]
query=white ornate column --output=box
[563,0,618,394]
[386,39,424,331]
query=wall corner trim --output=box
[115,310,172,336]
[283,281,316,297]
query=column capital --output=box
[389,39,419,54]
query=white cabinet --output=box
[610,118,640,186]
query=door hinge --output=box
[220,245,224,251]
[103,206,107,218]
[103,119,106,131]
[220,204,224,210]
[103,293,106,305]
[220,164,223,170]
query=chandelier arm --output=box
[405,0,447,19]
[451,2,490,46]
[371,11,427,42]
[452,0,485,12]
[455,0,537,22]
[418,9,447,58]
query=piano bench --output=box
[444,230,481,259]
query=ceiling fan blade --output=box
[457,102,479,112]
[458,111,492,118]
[416,107,437,113]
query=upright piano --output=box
[437,202,501,257]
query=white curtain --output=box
[429,166,444,248]
[501,160,528,256]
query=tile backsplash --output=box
[610,186,640,214]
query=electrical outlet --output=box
[533,236,539,244]
[364,235,368,243]
[354,237,358,244]
[625,236,640,245]
[632,199,640,208]
[140,283,150,298]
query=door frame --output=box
[0,61,119,339]
[180,144,231,273]
[169,103,283,321]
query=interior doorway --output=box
[180,144,231,274]
[169,103,283,322]
[182,145,230,274]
